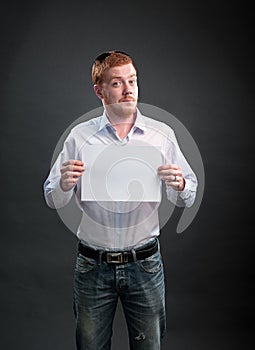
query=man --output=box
[44,51,197,349]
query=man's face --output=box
[97,63,138,118]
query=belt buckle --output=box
[106,252,123,264]
[106,252,129,264]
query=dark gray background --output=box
[1,0,254,349]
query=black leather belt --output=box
[78,239,158,264]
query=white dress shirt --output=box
[44,109,197,250]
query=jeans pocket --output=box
[75,253,96,273]
[138,251,163,274]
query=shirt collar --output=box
[98,111,112,131]
[98,108,147,133]
[134,109,147,132]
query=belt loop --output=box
[131,248,137,263]
[98,250,103,266]
[156,237,160,252]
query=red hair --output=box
[91,51,137,85]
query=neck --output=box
[105,110,137,140]
[107,112,136,126]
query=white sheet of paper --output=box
[81,145,162,201]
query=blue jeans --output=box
[73,240,166,350]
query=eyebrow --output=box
[110,74,137,81]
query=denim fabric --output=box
[73,241,166,350]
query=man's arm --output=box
[44,159,85,209]
[158,136,198,208]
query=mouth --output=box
[120,99,136,103]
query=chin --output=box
[108,102,137,117]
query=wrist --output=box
[60,179,72,192]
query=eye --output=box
[112,81,121,87]
[129,79,137,85]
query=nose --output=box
[123,84,133,96]
[123,90,132,96]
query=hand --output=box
[60,160,85,192]
[158,164,185,191]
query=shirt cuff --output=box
[166,178,197,208]
[177,178,197,205]
[45,178,74,209]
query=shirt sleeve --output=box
[43,131,78,209]
[165,135,198,208]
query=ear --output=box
[94,84,103,100]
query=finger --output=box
[165,176,185,191]
[65,178,79,185]
[64,171,84,179]
[164,174,177,182]
[158,164,180,171]
[158,165,181,177]
[62,160,85,167]
[158,169,179,177]
[60,177,79,191]
[69,165,85,172]
[164,173,179,183]
[61,164,85,174]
